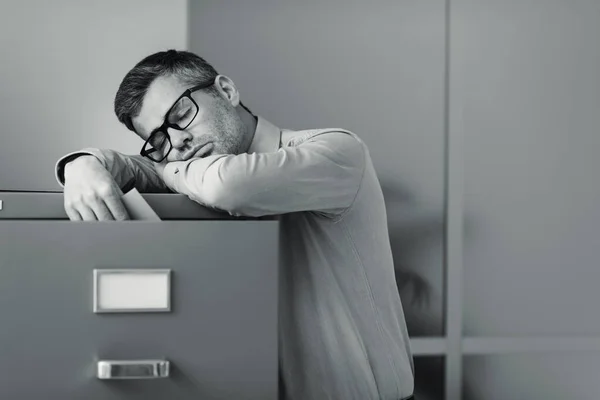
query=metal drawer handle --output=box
[97,359,170,380]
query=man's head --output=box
[114,50,255,162]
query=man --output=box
[55,50,415,400]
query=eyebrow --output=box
[146,96,182,138]
[146,122,165,140]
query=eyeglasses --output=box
[140,78,215,163]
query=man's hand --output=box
[63,156,130,221]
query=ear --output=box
[214,75,240,107]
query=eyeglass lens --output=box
[168,96,197,129]
[143,96,199,161]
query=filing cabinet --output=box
[0,191,279,399]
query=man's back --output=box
[277,128,415,399]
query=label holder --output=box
[93,269,172,313]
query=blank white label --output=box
[94,269,171,312]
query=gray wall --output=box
[461,0,600,337]
[458,0,600,398]
[0,0,188,191]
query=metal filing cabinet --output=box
[0,191,279,400]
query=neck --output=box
[238,103,258,152]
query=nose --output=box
[167,127,193,149]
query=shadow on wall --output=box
[381,179,443,400]
[380,179,440,335]
[381,179,482,400]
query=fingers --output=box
[102,187,130,221]
[62,161,131,221]
[64,187,125,221]
[64,195,86,221]
[64,189,96,221]
[90,200,116,221]
[77,207,98,221]
[65,207,82,221]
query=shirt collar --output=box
[247,116,282,154]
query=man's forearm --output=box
[57,148,170,193]
[160,131,366,217]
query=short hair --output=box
[114,49,220,132]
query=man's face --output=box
[132,74,247,162]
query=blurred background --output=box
[1,0,599,398]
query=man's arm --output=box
[161,131,366,217]
[56,148,170,192]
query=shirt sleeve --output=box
[55,148,170,192]
[161,131,367,217]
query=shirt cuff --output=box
[54,151,97,187]
[161,162,181,192]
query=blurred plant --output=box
[396,268,432,309]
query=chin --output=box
[220,144,241,156]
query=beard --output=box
[208,101,247,156]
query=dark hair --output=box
[114,49,220,132]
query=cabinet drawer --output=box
[0,221,279,400]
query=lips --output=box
[180,144,211,161]
[194,143,213,158]
[192,143,213,159]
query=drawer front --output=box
[0,221,279,400]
